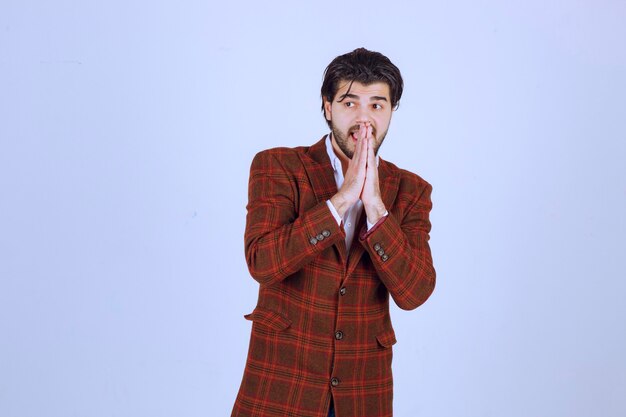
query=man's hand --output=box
[361,124,387,224]
[330,123,387,223]
[330,123,367,218]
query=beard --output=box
[331,123,388,159]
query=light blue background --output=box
[1,1,625,416]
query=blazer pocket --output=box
[244,306,292,331]
[376,329,397,348]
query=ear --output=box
[323,98,332,121]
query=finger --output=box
[359,122,367,140]
[354,125,364,163]
[351,130,364,165]
[365,126,373,165]
[366,135,374,168]
[367,136,377,177]
[348,135,366,181]
[359,131,368,168]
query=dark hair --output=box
[320,48,404,127]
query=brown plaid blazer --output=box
[231,136,436,417]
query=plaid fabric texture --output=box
[231,137,436,417]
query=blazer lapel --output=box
[378,158,401,212]
[301,136,347,262]
[301,136,338,203]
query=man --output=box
[231,48,436,417]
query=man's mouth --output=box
[349,126,361,141]
[348,125,375,142]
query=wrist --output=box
[330,193,352,219]
[365,201,387,224]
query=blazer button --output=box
[309,237,318,245]
[377,249,385,256]
[382,254,389,262]
[335,331,344,340]
[322,230,331,237]
[339,287,346,296]
[316,233,325,241]
[331,377,340,387]
[373,243,382,251]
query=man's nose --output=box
[356,107,373,124]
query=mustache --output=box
[349,124,377,137]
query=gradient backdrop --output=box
[1,1,625,416]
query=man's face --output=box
[324,80,393,160]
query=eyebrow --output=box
[338,93,389,102]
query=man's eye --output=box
[373,104,382,109]
[345,102,355,108]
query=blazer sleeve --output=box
[244,150,344,286]
[359,181,436,310]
